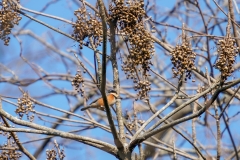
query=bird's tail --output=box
[81,105,105,111]
[81,106,93,111]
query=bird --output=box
[81,90,118,111]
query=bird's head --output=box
[108,90,118,98]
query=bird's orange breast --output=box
[98,94,115,106]
[97,97,104,106]
[107,94,116,105]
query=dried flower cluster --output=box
[0,149,21,160]
[0,0,21,45]
[0,120,7,136]
[46,145,65,160]
[72,6,103,49]
[125,110,145,131]
[16,92,34,120]
[127,121,135,131]
[0,131,21,160]
[46,149,57,160]
[171,41,196,80]
[197,85,208,100]
[126,119,145,131]
[109,0,154,99]
[133,79,151,99]
[214,38,238,80]
[71,71,85,96]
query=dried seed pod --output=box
[46,149,57,160]
[110,0,153,99]
[71,70,85,96]
[171,41,196,80]
[0,0,21,45]
[15,92,34,120]
[214,37,238,81]
[0,132,22,159]
[72,6,103,49]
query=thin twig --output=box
[228,0,240,53]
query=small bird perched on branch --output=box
[81,90,118,111]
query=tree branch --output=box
[97,0,123,150]
[1,115,36,160]
[130,78,240,149]
[0,100,118,156]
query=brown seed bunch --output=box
[46,149,57,160]
[197,85,208,100]
[121,59,152,99]
[0,121,7,136]
[16,92,34,119]
[0,0,21,45]
[71,71,85,96]
[0,136,21,160]
[126,119,145,131]
[109,0,154,66]
[109,0,145,29]
[0,149,21,160]
[134,80,151,99]
[214,38,238,81]
[127,122,135,131]
[109,0,154,99]
[127,27,155,66]
[171,41,196,80]
[72,6,103,49]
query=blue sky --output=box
[1,0,240,159]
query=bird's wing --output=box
[89,96,100,105]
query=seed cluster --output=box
[0,0,21,45]
[0,121,6,135]
[109,0,154,99]
[171,41,196,80]
[126,119,145,131]
[16,92,34,120]
[71,71,85,96]
[133,79,151,99]
[0,149,21,160]
[46,149,57,160]
[127,122,135,131]
[0,132,21,160]
[125,110,145,131]
[215,38,238,80]
[72,7,103,49]
[46,147,65,160]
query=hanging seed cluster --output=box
[72,7,103,49]
[0,0,21,45]
[46,149,57,160]
[171,41,196,80]
[127,122,135,131]
[197,85,208,100]
[124,110,145,131]
[0,121,7,135]
[0,149,21,160]
[133,79,151,99]
[214,38,238,80]
[124,111,135,131]
[0,137,21,160]
[15,92,34,119]
[0,122,11,139]
[126,119,145,131]
[109,0,154,99]
[71,71,85,96]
